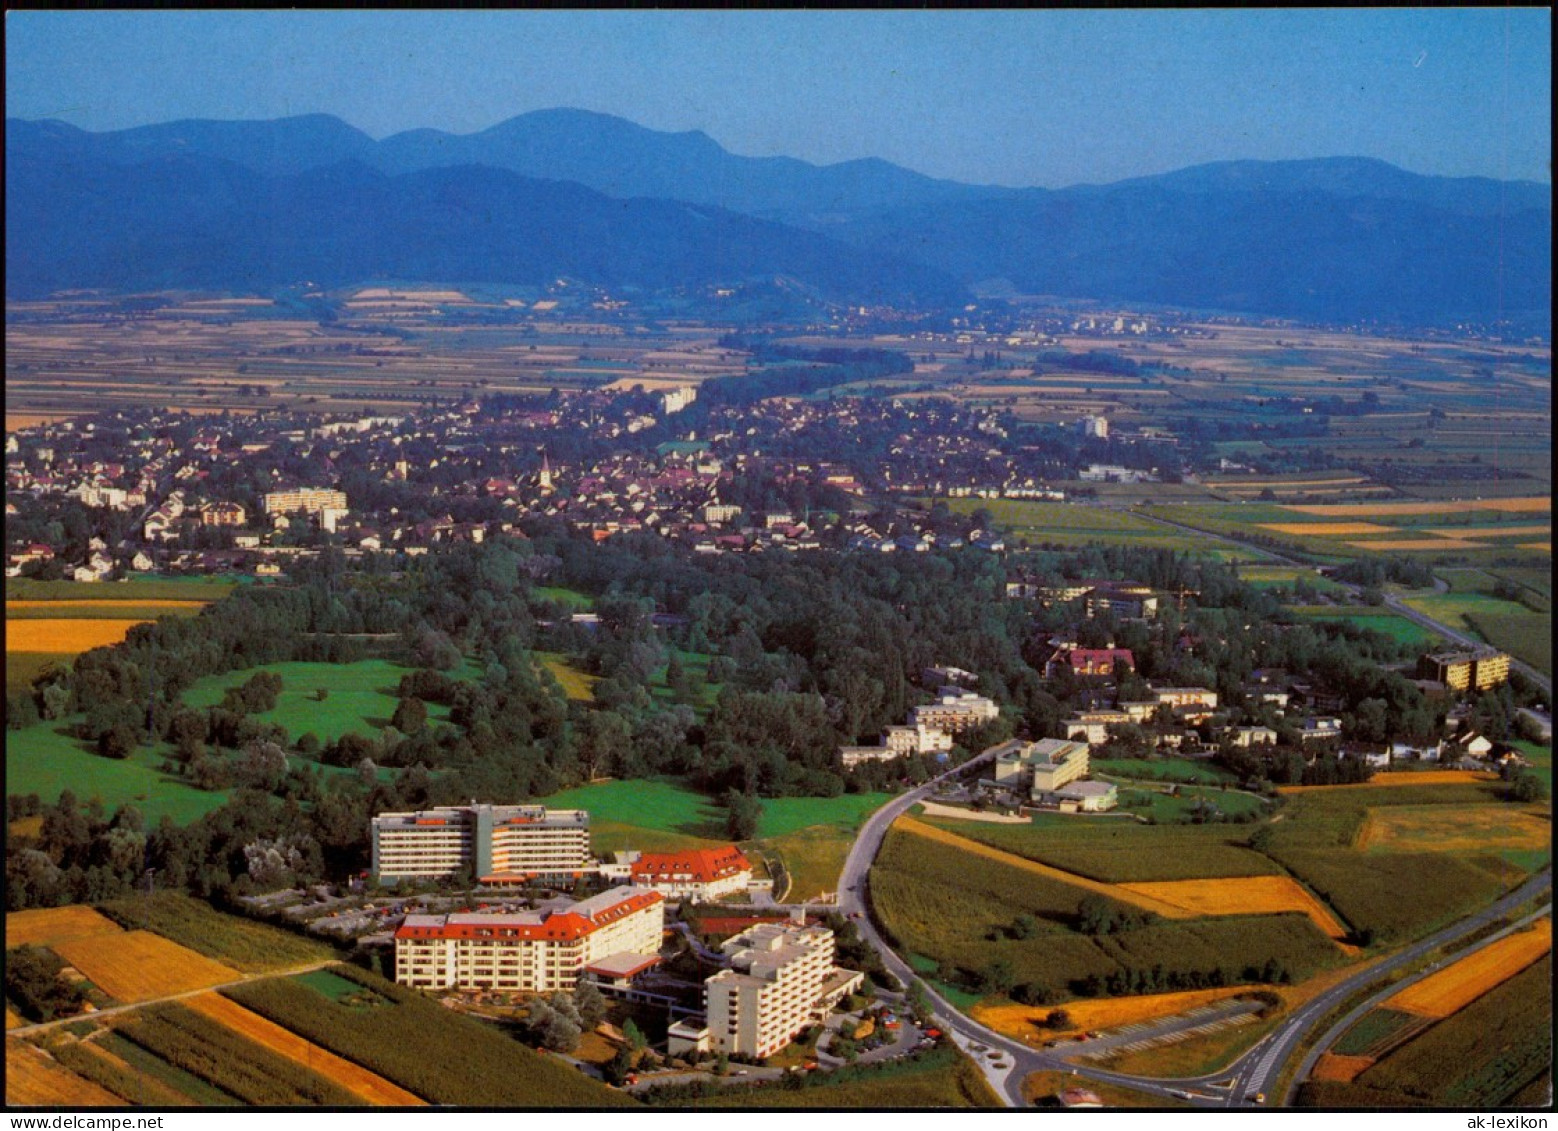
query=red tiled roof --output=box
[631,846,752,885]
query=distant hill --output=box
[4,143,960,303]
[6,112,1550,325]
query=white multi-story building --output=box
[394,887,664,993]
[371,804,591,883]
[625,846,752,901]
[262,487,348,515]
[704,923,863,1058]
[909,690,999,735]
[990,737,1091,798]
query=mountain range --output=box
[6,110,1551,325]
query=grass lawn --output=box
[5,719,231,824]
[1093,758,1237,785]
[1117,785,1269,822]
[180,660,455,744]
[1286,608,1443,647]
[532,586,594,610]
[687,1046,1000,1108]
[648,648,722,717]
[538,779,892,856]
[535,652,599,702]
[1401,592,1532,632]
[759,824,853,902]
[1023,1069,1190,1108]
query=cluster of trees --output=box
[5,944,88,1021]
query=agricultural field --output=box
[113,1002,362,1106]
[6,619,158,654]
[1258,786,1513,944]
[1333,1008,1424,1058]
[184,993,424,1105]
[1116,785,1268,823]
[51,930,240,1003]
[180,659,458,744]
[972,985,1257,1041]
[685,1046,1000,1109]
[1115,876,1352,946]
[37,1031,202,1106]
[4,582,230,694]
[917,812,1282,883]
[1386,917,1551,1019]
[4,300,745,419]
[6,1037,125,1106]
[1357,804,1550,869]
[1235,565,1349,595]
[1303,955,1553,1108]
[5,577,238,603]
[5,906,122,950]
[224,964,635,1107]
[532,586,595,609]
[871,822,1341,999]
[935,497,1206,551]
[97,892,338,973]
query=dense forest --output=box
[6,525,1479,911]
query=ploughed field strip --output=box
[1276,770,1500,794]
[1385,917,1551,1019]
[1115,876,1356,950]
[5,906,124,949]
[5,1037,125,1106]
[184,992,425,1106]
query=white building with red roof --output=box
[394,886,664,994]
[627,846,752,901]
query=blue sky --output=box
[6,9,1550,187]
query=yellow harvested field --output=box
[1347,539,1485,551]
[6,599,209,610]
[895,818,1207,920]
[1357,804,1550,854]
[6,1009,22,1030]
[1117,875,1355,948]
[1285,498,1550,517]
[1387,918,1551,1019]
[52,931,239,1003]
[1520,543,1551,553]
[6,1038,125,1106]
[185,993,425,1105]
[1422,526,1551,539]
[1311,1053,1374,1083]
[5,619,150,654]
[6,906,124,949]
[1279,770,1500,794]
[972,987,1258,1041]
[1260,522,1395,536]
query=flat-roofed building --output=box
[1419,648,1510,692]
[990,737,1091,798]
[371,804,591,883]
[909,690,999,735]
[705,922,863,1058]
[394,886,663,993]
[1063,709,1133,746]
[262,487,348,515]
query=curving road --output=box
[837,751,1553,1108]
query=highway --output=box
[835,750,1553,1108]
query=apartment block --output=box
[1419,648,1511,692]
[371,804,591,883]
[704,923,864,1058]
[262,486,348,515]
[909,690,999,735]
[394,887,664,993]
